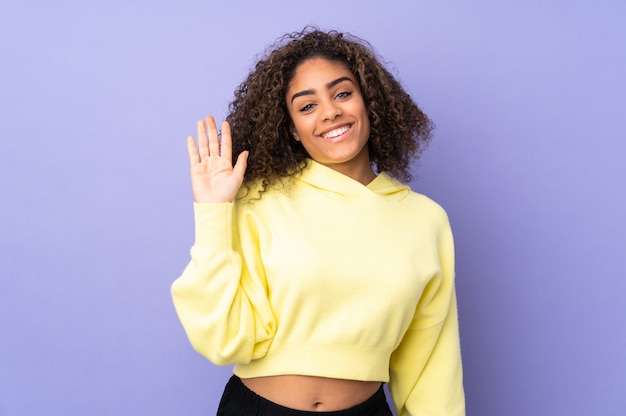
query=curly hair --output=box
[227,26,433,193]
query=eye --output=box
[299,103,315,112]
[336,91,352,99]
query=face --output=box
[286,58,373,181]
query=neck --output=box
[325,163,377,185]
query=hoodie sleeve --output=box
[388,215,465,416]
[171,202,276,365]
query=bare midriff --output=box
[241,375,383,412]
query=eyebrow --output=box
[290,76,354,104]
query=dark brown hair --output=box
[227,26,433,193]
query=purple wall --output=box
[1,1,624,415]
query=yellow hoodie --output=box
[171,159,465,415]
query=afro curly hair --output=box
[227,26,433,194]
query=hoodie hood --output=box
[295,159,410,198]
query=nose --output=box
[321,99,342,121]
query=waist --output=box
[241,374,383,412]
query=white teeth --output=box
[321,125,350,139]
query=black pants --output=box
[217,375,393,416]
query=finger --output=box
[220,121,233,164]
[206,116,220,156]
[197,119,209,159]
[233,150,249,178]
[186,135,199,164]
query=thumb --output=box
[233,150,249,178]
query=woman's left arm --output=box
[388,217,465,416]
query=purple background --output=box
[1,1,625,415]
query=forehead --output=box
[288,58,356,89]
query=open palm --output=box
[187,116,248,203]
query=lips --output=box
[320,124,352,139]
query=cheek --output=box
[352,97,369,119]
[359,105,371,132]
[292,116,314,137]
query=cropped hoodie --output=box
[171,159,465,415]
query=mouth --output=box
[320,124,353,140]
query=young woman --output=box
[171,28,465,416]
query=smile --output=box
[320,124,352,140]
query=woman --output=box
[171,28,465,415]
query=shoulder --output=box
[398,188,452,233]
[410,190,447,214]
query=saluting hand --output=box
[187,116,248,203]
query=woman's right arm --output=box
[171,117,276,365]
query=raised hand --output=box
[187,116,248,203]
